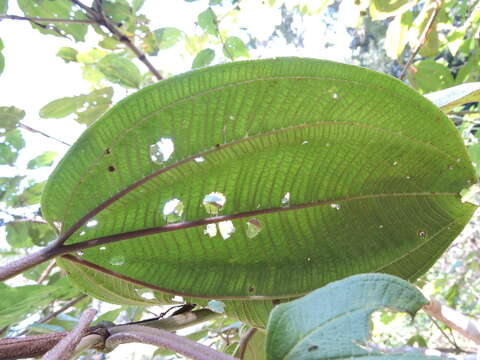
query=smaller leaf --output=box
[410,60,453,93]
[57,47,78,63]
[0,0,8,13]
[198,8,218,36]
[39,96,85,119]
[192,48,215,68]
[223,36,249,59]
[27,151,57,169]
[132,0,145,12]
[265,273,428,360]
[4,129,25,151]
[0,106,25,133]
[424,82,480,112]
[0,143,17,165]
[209,0,222,5]
[97,54,142,88]
[154,27,184,50]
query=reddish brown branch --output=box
[236,328,257,359]
[19,123,71,146]
[37,260,57,284]
[42,308,97,360]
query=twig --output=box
[423,297,480,345]
[19,122,71,146]
[428,314,463,352]
[0,309,221,360]
[400,0,443,79]
[37,259,57,284]
[0,14,95,24]
[42,308,97,360]
[106,324,235,360]
[236,328,257,359]
[18,294,88,337]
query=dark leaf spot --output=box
[308,345,318,352]
[104,148,111,155]
[108,165,115,172]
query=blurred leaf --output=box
[57,47,78,63]
[468,143,480,178]
[223,36,249,59]
[92,307,123,325]
[154,27,184,50]
[370,0,411,20]
[4,129,25,151]
[234,329,266,360]
[10,181,45,208]
[27,151,58,169]
[447,30,466,56]
[192,48,215,68]
[97,54,142,88]
[410,60,454,93]
[385,11,413,59]
[39,96,86,119]
[28,323,65,333]
[98,37,120,50]
[198,8,218,36]
[265,274,428,360]
[424,82,480,112]
[0,143,17,165]
[0,0,7,13]
[102,0,132,23]
[419,25,439,57]
[0,284,79,327]
[456,51,480,84]
[0,176,23,202]
[407,334,428,348]
[17,0,88,41]
[0,106,25,134]
[75,87,114,125]
[0,38,4,76]
[77,48,108,64]
[209,0,222,4]
[132,0,145,12]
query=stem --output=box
[0,244,58,281]
[423,297,480,345]
[236,328,257,359]
[42,308,97,360]
[18,295,88,336]
[37,259,57,284]
[0,14,95,24]
[106,325,236,360]
[19,123,71,146]
[400,0,442,79]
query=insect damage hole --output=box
[163,199,184,223]
[202,192,226,215]
[149,137,174,164]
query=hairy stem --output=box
[43,308,97,360]
[106,325,236,360]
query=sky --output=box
[0,1,352,358]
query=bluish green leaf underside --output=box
[43,58,476,305]
[266,273,431,360]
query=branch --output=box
[18,294,88,336]
[42,308,97,360]
[0,309,221,360]
[423,297,480,345]
[0,14,95,24]
[236,328,257,359]
[37,259,57,284]
[400,0,442,79]
[106,324,236,360]
[19,122,71,146]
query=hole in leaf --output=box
[79,231,86,236]
[460,184,480,205]
[306,257,311,262]
[281,192,290,206]
[149,138,174,164]
[228,115,235,120]
[330,203,341,210]
[418,230,427,238]
[99,246,106,251]
[378,225,384,229]
[76,251,84,256]
[136,288,155,300]
[448,164,454,170]
[392,161,398,166]
[248,285,256,292]
[172,295,184,303]
[194,157,205,163]
[163,199,184,223]
[302,140,309,145]
[86,219,98,228]
[246,218,263,238]
[110,255,125,266]
[108,165,115,172]
[104,148,111,155]
[202,192,226,215]
[218,220,235,240]
[332,93,339,99]
[204,223,217,237]
[405,176,411,180]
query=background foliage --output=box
[1,0,480,358]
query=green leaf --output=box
[27,151,58,169]
[223,36,249,59]
[17,0,88,41]
[132,0,146,12]
[468,143,480,178]
[198,8,218,36]
[370,0,410,20]
[235,329,267,360]
[97,54,142,88]
[265,274,429,360]
[57,47,78,63]
[0,106,25,134]
[0,176,23,202]
[0,0,8,13]
[410,60,454,93]
[10,181,45,208]
[39,96,86,119]
[102,0,132,23]
[6,222,56,248]
[192,48,215,69]
[5,129,25,151]
[385,11,413,59]
[42,59,475,325]
[424,82,480,113]
[75,87,114,125]
[0,38,4,76]
[154,27,184,50]
[0,143,17,165]
[209,0,222,5]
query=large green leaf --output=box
[424,82,480,113]
[42,58,475,321]
[265,273,430,360]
